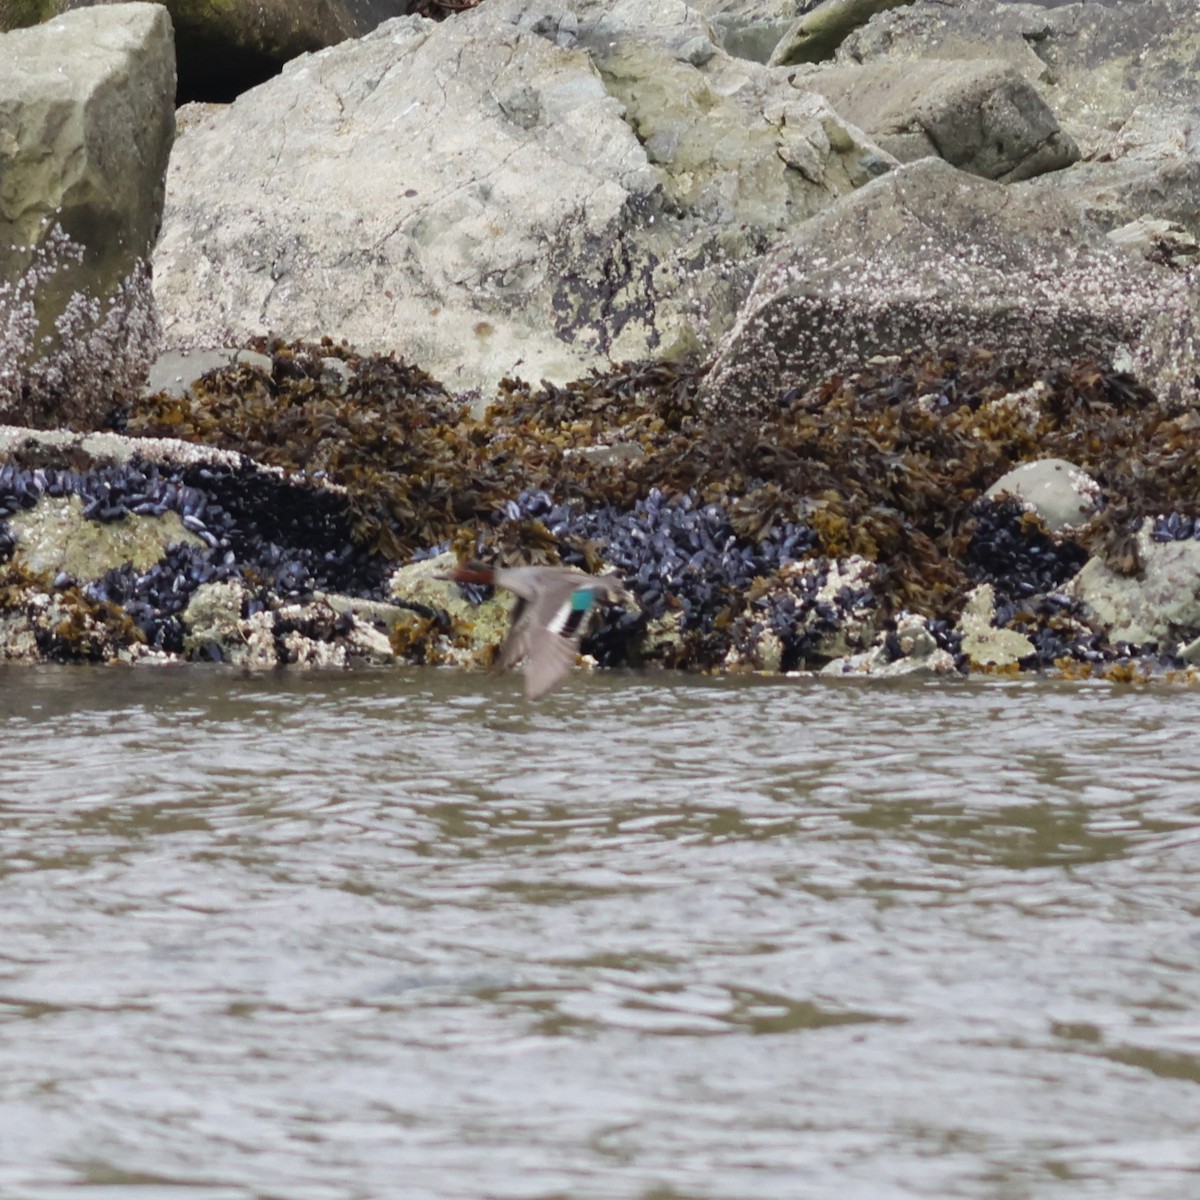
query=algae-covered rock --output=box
[391,552,508,667]
[9,494,202,579]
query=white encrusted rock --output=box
[985,458,1101,534]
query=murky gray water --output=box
[2,666,1199,1200]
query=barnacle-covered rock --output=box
[700,158,1195,419]
[823,612,958,677]
[956,583,1034,670]
[182,591,406,670]
[0,5,174,427]
[0,422,395,663]
[728,555,878,670]
[1065,526,1200,650]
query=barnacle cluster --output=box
[0,226,158,429]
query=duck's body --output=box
[441,561,635,699]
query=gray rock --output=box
[789,57,1077,181]
[1066,526,1200,649]
[985,458,1100,533]
[839,0,1200,236]
[153,0,895,394]
[699,158,1196,418]
[769,0,912,66]
[690,0,801,63]
[0,2,175,427]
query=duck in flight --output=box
[439,561,636,699]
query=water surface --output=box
[2,667,1198,1199]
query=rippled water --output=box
[2,665,1199,1200]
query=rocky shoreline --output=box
[2,0,1199,686]
[2,336,1200,685]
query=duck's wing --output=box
[497,579,596,698]
[521,626,584,699]
[496,596,531,672]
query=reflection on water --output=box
[2,666,1199,1200]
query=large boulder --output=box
[152,0,895,394]
[788,58,1077,182]
[0,3,174,428]
[838,0,1200,236]
[699,158,1196,418]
